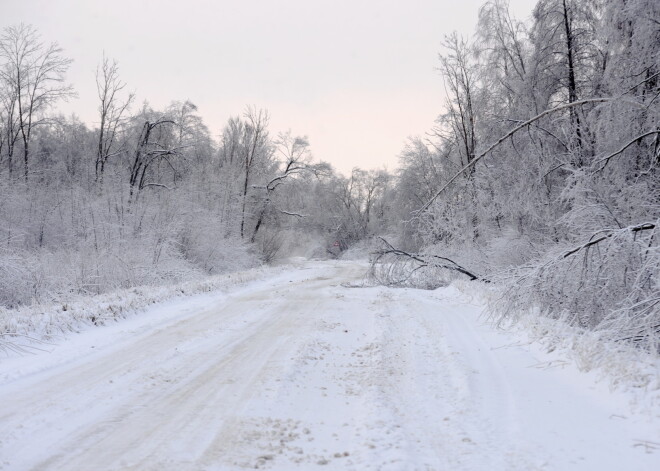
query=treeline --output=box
[384,0,659,349]
[0,25,390,307]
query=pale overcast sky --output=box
[3,0,532,174]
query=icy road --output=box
[0,261,658,470]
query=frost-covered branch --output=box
[562,223,656,259]
[370,237,486,285]
[593,130,660,171]
[277,209,307,218]
[418,97,612,212]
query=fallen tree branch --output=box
[277,208,307,218]
[372,237,487,283]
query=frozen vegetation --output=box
[0,0,658,468]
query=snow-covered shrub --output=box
[254,229,284,264]
[0,250,32,308]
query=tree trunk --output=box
[240,166,250,238]
[563,0,584,161]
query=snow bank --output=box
[452,279,660,413]
[0,264,288,356]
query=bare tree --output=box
[239,107,271,238]
[477,0,528,88]
[530,0,603,163]
[0,24,74,181]
[218,116,245,167]
[438,33,479,172]
[128,117,180,204]
[95,54,133,184]
[434,33,482,240]
[0,83,20,175]
[250,131,312,242]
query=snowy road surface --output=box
[0,261,658,470]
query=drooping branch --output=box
[562,223,656,259]
[593,130,660,171]
[265,164,306,191]
[624,71,660,95]
[418,97,612,212]
[141,183,172,190]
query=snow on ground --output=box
[0,260,658,470]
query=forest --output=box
[1,0,658,352]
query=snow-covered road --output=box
[0,261,658,470]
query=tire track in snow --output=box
[0,265,358,471]
[0,262,657,470]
